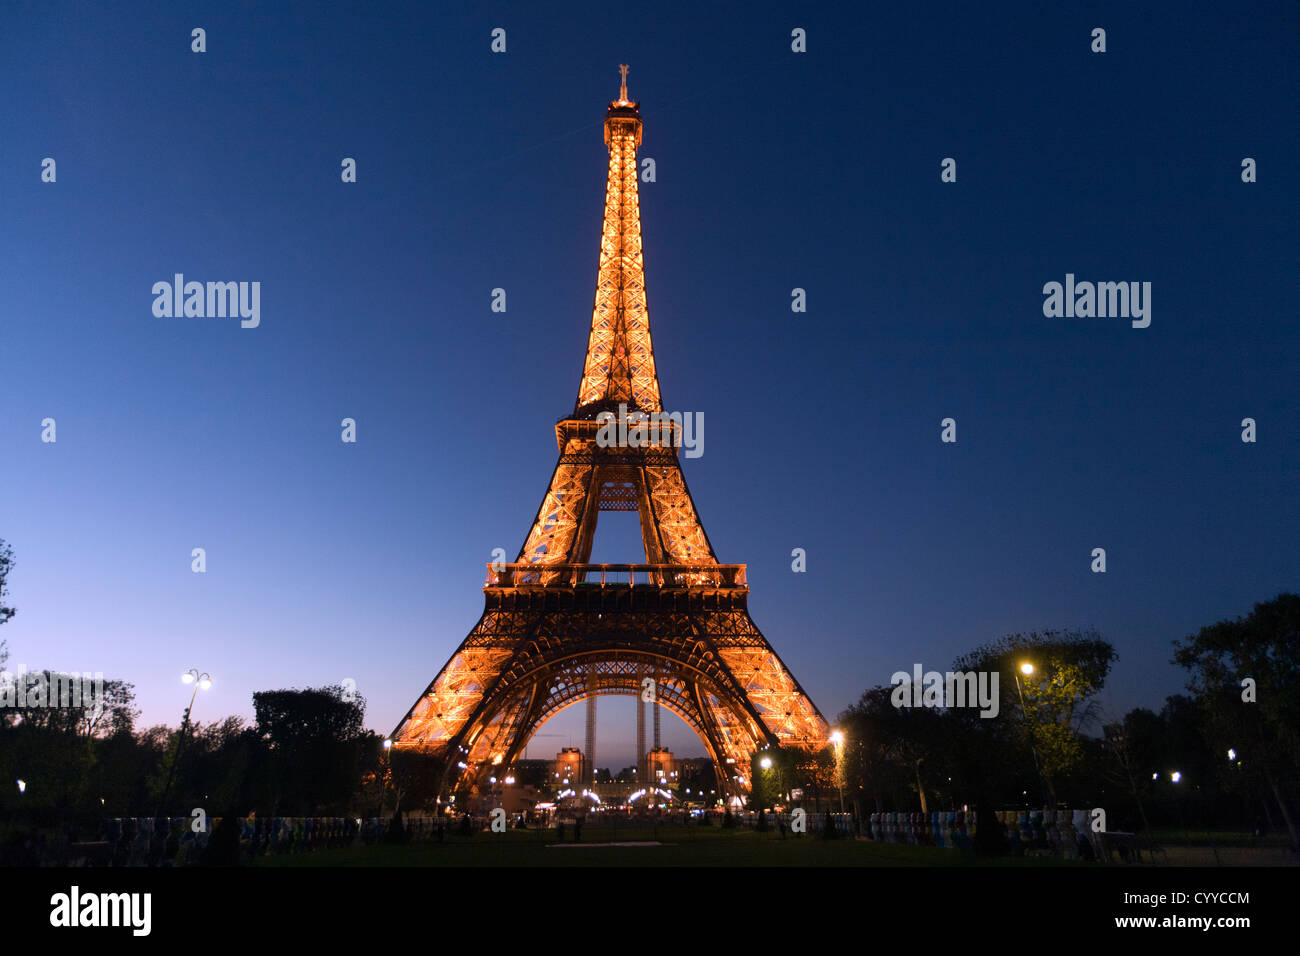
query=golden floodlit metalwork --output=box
[391,68,829,801]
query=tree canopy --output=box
[1173,592,1300,849]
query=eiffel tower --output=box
[391,67,829,801]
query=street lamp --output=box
[829,729,846,814]
[183,669,212,691]
[156,668,212,822]
[379,738,393,820]
[1013,661,1046,804]
[759,756,772,770]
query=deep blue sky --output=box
[1,1,1296,769]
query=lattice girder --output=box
[460,648,760,798]
[516,439,594,570]
[484,655,727,781]
[515,436,715,580]
[715,646,828,749]
[644,463,716,567]
[575,100,661,414]
[393,601,826,799]
[391,72,830,805]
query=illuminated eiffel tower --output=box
[391,67,829,801]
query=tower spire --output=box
[574,65,661,416]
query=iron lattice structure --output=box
[391,69,829,801]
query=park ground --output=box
[253,825,1296,867]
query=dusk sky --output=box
[1,1,1296,769]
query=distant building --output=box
[510,759,553,788]
[675,758,718,804]
[646,747,676,789]
[554,747,584,786]
[498,783,542,814]
[593,780,639,804]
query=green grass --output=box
[253,826,1085,867]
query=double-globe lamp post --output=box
[156,668,212,822]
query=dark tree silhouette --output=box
[1173,593,1300,851]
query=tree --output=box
[750,745,798,826]
[1102,707,1161,832]
[178,717,254,812]
[0,539,14,732]
[388,744,444,814]
[794,745,838,812]
[838,686,934,811]
[0,538,15,628]
[252,685,367,815]
[5,677,138,737]
[1173,593,1300,851]
[837,686,962,812]
[0,669,140,815]
[954,629,1116,805]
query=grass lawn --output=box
[254,825,1087,867]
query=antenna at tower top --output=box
[618,63,629,103]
